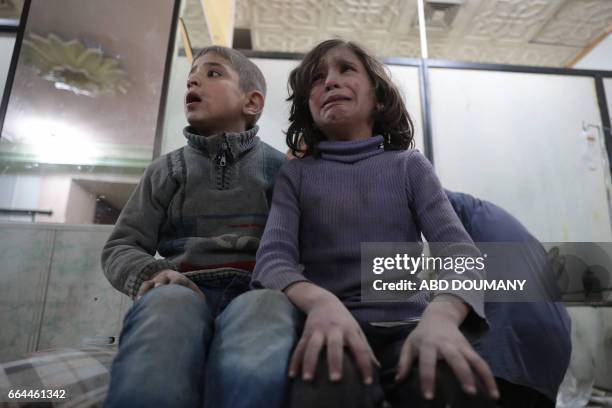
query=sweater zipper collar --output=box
[183,125,259,158]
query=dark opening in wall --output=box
[95,196,120,225]
[233,28,252,50]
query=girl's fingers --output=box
[395,340,414,382]
[346,332,373,385]
[326,330,344,381]
[418,345,437,400]
[136,280,154,298]
[440,346,476,395]
[464,348,500,399]
[288,337,308,378]
[358,328,381,367]
[302,331,325,381]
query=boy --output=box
[101,46,297,408]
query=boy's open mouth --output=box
[186,91,202,105]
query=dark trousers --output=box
[291,322,496,408]
[496,379,554,408]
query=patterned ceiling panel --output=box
[235,0,251,28]
[465,0,564,43]
[181,0,612,67]
[181,0,212,49]
[534,0,612,47]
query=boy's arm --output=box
[101,157,178,298]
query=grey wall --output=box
[0,223,130,362]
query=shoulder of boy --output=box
[142,147,185,184]
[261,142,285,172]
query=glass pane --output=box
[0,33,16,96]
[0,0,24,27]
[0,0,177,224]
[421,0,612,67]
[430,68,610,241]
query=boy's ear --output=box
[242,90,265,118]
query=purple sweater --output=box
[252,135,485,324]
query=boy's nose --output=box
[187,77,199,88]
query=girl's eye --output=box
[341,64,354,72]
[207,70,221,78]
[312,73,324,83]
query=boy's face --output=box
[185,53,247,135]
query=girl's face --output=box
[308,47,376,142]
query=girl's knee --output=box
[290,350,381,408]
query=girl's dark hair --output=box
[286,39,414,157]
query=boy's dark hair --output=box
[286,39,414,157]
[193,46,266,125]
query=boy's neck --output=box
[190,124,248,137]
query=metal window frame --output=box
[0,0,182,164]
[1,6,611,177]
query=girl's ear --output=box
[243,90,265,117]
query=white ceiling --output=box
[183,0,612,67]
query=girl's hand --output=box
[395,297,499,400]
[136,269,205,300]
[288,295,378,384]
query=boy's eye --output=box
[207,70,222,78]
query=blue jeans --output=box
[104,272,299,408]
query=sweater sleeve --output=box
[251,161,309,291]
[101,155,178,298]
[405,150,487,329]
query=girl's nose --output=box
[324,73,340,91]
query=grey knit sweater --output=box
[252,135,485,324]
[102,125,285,298]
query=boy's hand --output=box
[395,297,499,401]
[288,296,378,384]
[136,269,205,300]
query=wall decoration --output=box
[22,33,129,97]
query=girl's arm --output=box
[400,151,499,399]
[285,281,377,384]
[252,162,376,384]
[396,294,498,400]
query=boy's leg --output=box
[289,348,385,408]
[105,285,213,408]
[203,289,301,408]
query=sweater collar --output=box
[317,135,385,164]
[183,125,259,158]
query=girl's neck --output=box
[324,125,372,142]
